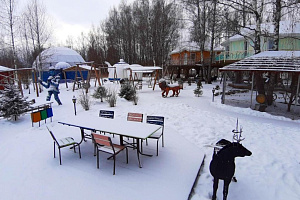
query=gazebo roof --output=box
[219,51,300,73]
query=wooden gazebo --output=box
[219,51,300,110]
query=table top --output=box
[58,117,161,139]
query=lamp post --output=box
[212,88,216,102]
[72,95,77,115]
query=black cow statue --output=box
[209,139,252,200]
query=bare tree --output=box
[24,0,51,76]
[1,0,18,71]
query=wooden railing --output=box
[214,50,255,63]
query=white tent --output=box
[33,47,85,70]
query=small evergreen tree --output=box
[92,86,107,102]
[119,83,136,101]
[194,81,203,97]
[0,82,31,120]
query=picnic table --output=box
[58,117,161,168]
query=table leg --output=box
[136,139,142,168]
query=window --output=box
[191,53,196,60]
[268,39,274,50]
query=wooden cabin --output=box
[167,41,224,80]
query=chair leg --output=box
[97,150,99,169]
[162,134,164,147]
[156,140,159,156]
[78,144,81,159]
[53,142,56,158]
[126,148,128,164]
[59,148,62,165]
[113,155,116,175]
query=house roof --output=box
[223,21,300,44]
[170,41,224,55]
[219,51,300,73]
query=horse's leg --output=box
[223,179,231,200]
[166,89,169,97]
[212,178,219,200]
[171,88,175,97]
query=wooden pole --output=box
[250,72,255,108]
[33,69,39,97]
[153,69,159,90]
[221,72,226,104]
[294,74,300,110]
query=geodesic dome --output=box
[32,47,85,70]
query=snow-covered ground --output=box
[1,79,300,200]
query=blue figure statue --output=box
[39,67,62,105]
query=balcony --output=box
[215,50,255,63]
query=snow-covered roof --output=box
[33,47,85,70]
[224,21,300,43]
[220,51,300,72]
[170,41,223,55]
[125,65,162,73]
[0,66,14,72]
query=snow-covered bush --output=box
[106,89,117,107]
[92,86,107,102]
[119,83,136,101]
[78,89,91,111]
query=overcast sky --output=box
[19,0,133,45]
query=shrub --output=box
[194,81,203,97]
[92,86,107,102]
[119,83,136,101]
[78,89,91,111]
[106,89,117,107]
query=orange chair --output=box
[92,133,128,175]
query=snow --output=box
[1,78,300,200]
[0,66,14,72]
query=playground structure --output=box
[0,66,40,97]
[106,59,162,90]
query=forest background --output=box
[0,0,300,83]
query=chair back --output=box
[127,112,143,122]
[92,133,114,151]
[146,116,164,126]
[46,126,59,145]
[99,110,114,119]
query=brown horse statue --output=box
[158,80,181,98]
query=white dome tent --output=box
[32,47,85,70]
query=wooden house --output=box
[218,21,300,62]
[167,41,224,80]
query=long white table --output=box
[58,117,161,168]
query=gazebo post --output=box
[221,72,226,104]
[250,72,255,108]
[295,74,300,109]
